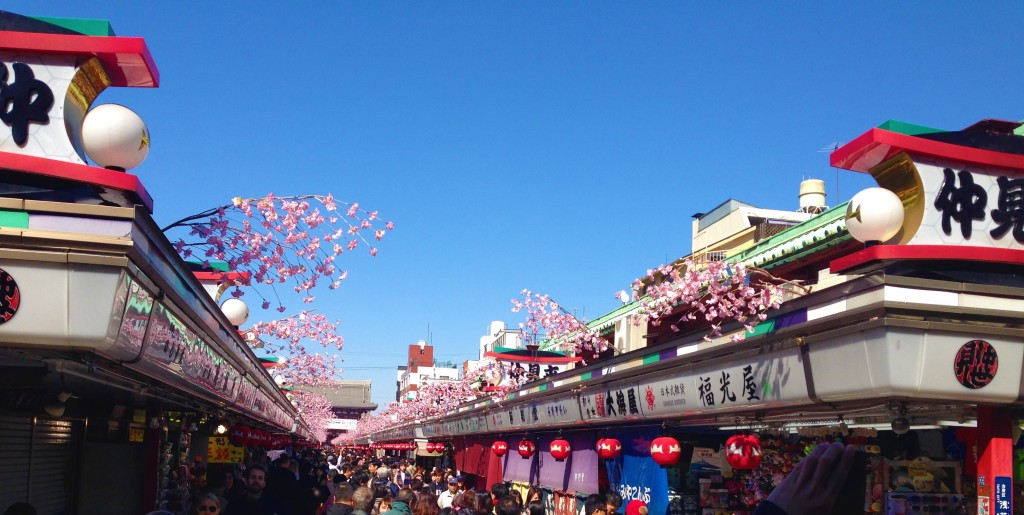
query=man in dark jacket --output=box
[327,482,355,515]
[225,465,290,515]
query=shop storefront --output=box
[384,119,1024,515]
[0,14,311,514]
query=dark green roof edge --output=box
[29,15,114,36]
[877,120,944,136]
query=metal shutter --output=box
[28,418,79,514]
[0,414,32,510]
[0,414,81,515]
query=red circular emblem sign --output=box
[953,339,998,389]
[0,268,20,324]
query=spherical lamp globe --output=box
[845,187,905,244]
[220,298,249,327]
[81,104,150,171]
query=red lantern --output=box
[227,425,248,446]
[597,438,622,460]
[245,427,260,446]
[517,439,535,459]
[724,434,762,470]
[492,440,509,457]
[424,442,434,453]
[550,438,571,462]
[650,436,682,467]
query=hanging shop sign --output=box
[579,380,645,423]
[638,346,811,419]
[207,436,243,464]
[0,266,21,324]
[422,421,444,439]
[953,339,998,389]
[809,327,1024,404]
[487,395,583,432]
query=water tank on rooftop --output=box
[490,320,504,336]
[799,179,828,214]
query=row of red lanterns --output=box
[227,425,291,448]
[481,434,761,470]
[424,442,445,453]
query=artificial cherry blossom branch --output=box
[164,193,394,311]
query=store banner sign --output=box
[995,476,1011,515]
[553,490,578,515]
[616,454,668,515]
[638,346,810,418]
[325,418,357,430]
[207,436,243,464]
[487,395,582,431]
[423,422,443,438]
[441,414,486,436]
[535,396,584,427]
[566,433,599,494]
[579,381,644,423]
[605,427,668,515]
[504,445,536,484]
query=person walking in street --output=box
[327,483,356,515]
[353,486,375,515]
[437,477,459,509]
[225,465,290,515]
[380,488,416,515]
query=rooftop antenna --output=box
[818,141,844,201]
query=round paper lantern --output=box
[425,442,435,453]
[845,187,905,244]
[220,298,249,327]
[650,436,682,467]
[492,440,509,457]
[597,438,622,460]
[550,438,571,462]
[81,103,151,171]
[245,427,260,446]
[227,425,248,446]
[517,439,535,459]
[724,434,762,470]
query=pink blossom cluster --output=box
[349,359,528,437]
[292,390,334,443]
[167,194,394,312]
[284,351,342,388]
[631,259,782,341]
[244,311,344,352]
[510,289,608,354]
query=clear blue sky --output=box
[8,2,1023,408]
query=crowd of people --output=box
[0,442,856,514]
[185,449,647,515]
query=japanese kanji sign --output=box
[207,436,243,464]
[908,161,1024,249]
[635,346,811,418]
